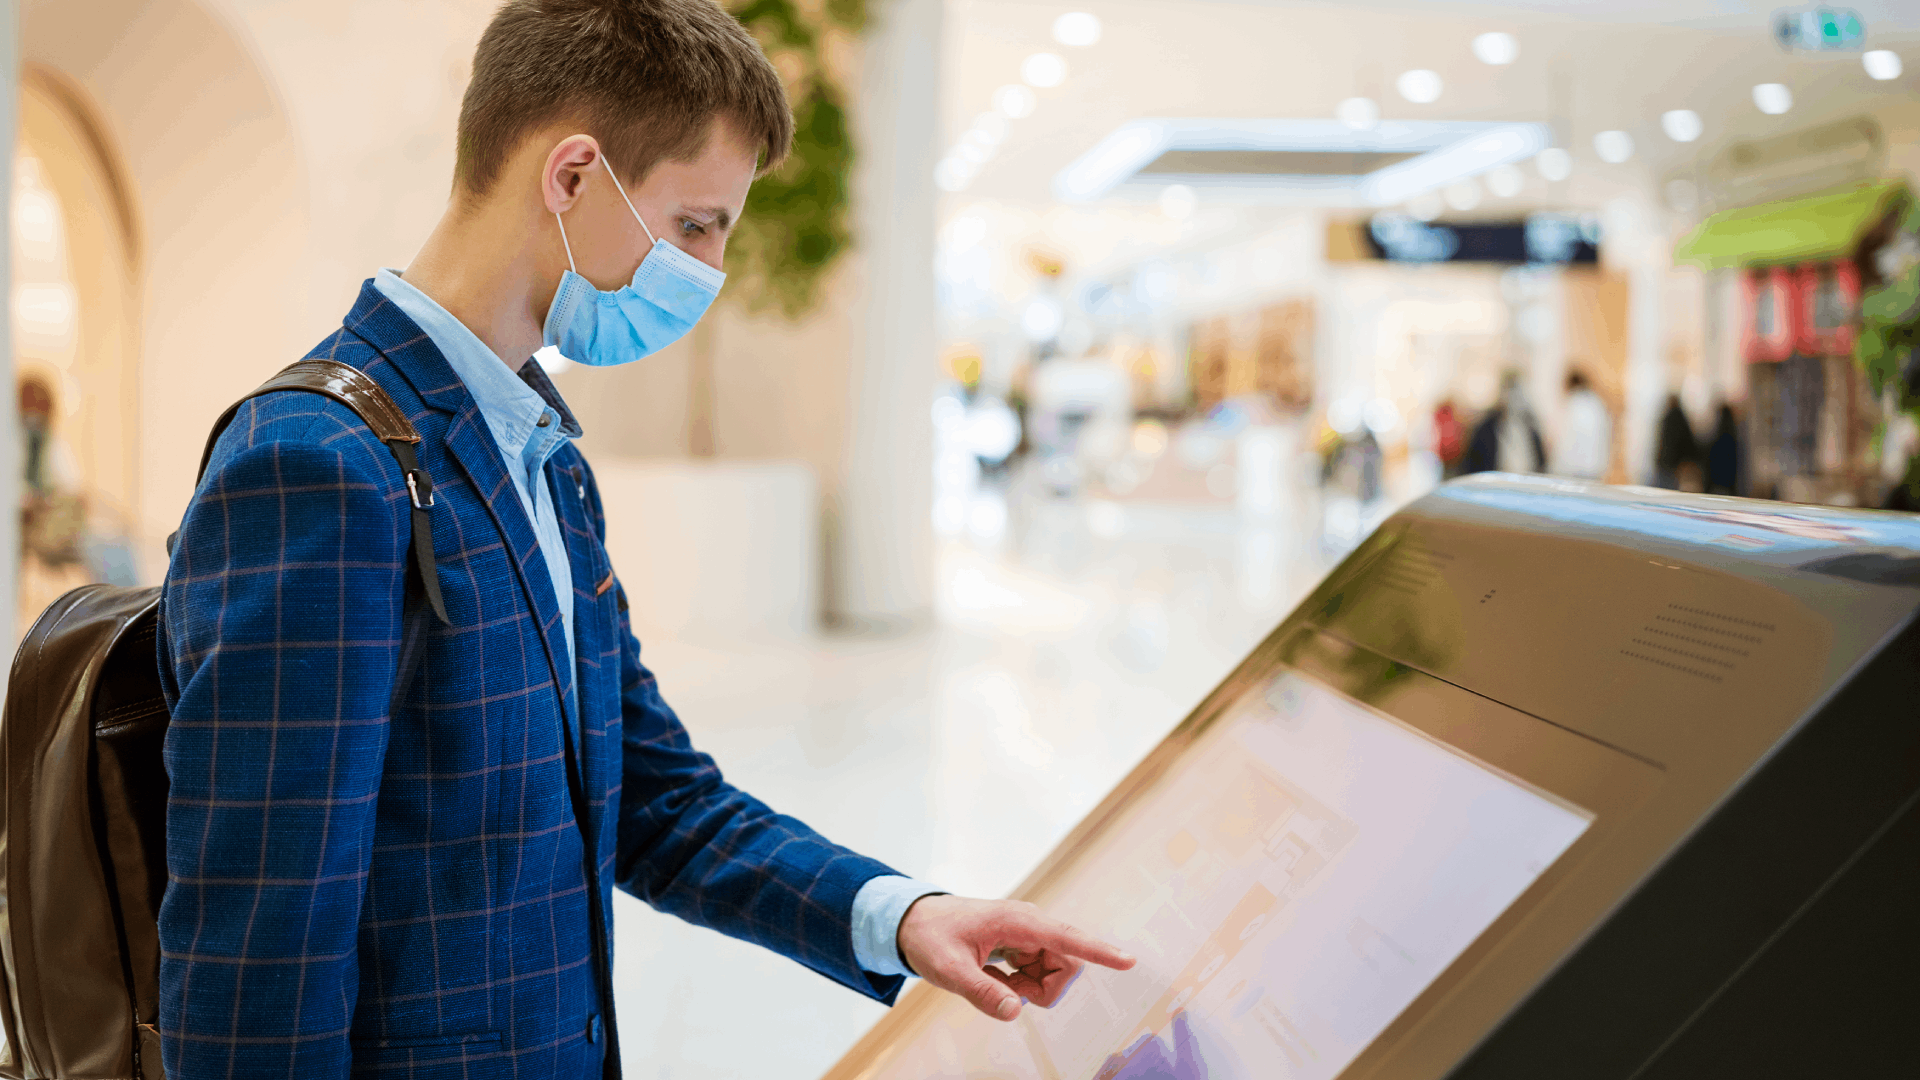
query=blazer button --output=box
[588,1014,602,1044]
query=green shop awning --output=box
[1674,180,1912,270]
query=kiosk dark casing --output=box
[825,475,1920,1080]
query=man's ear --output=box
[543,134,603,215]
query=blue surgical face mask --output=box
[542,164,725,366]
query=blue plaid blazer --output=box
[156,281,906,1079]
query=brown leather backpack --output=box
[0,360,445,1079]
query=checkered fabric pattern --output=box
[156,281,906,1080]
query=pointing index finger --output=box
[1034,920,1135,971]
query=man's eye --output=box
[680,219,707,236]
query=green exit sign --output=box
[1773,6,1866,52]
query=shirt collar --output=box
[515,353,584,439]
[372,269,584,456]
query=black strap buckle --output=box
[406,469,435,510]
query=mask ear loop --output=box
[602,163,660,248]
[552,158,656,274]
[553,212,578,273]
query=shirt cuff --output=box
[851,875,947,978]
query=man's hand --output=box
[897,895,1136,1021]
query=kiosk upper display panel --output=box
[857,668,1590,1080]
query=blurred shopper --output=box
[153,4,1131,1078]
[1464,373,1545,474]
[1433,398,1467,478]
[1551,370,1611,481]
[16,376,91,627]
[1654,394,1703,490]
[1323,428,1383,503]
[1706,403,1742,496]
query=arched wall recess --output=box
[21,0,309,580]
[12,68,147,625]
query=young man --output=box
[156,2,1131,1076]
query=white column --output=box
[1608,195,1668,486]
[836,0,939,623]
[0,0,19,651]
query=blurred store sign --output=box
[1772,7,1865,53]
[1358,214,1599,265]
[1054,119,1550,207]
[1675,180,1908,271]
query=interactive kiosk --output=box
[825,475,1920,1079]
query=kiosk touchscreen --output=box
[825,476,1920,1080]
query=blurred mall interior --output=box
[5,0,1920,1077]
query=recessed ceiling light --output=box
[1536,147,1572,181]
[1594,130,1634,163]
[1752,83,1793,115]
[1397,69,1444,104]
[1336,97,1380,131]
[1022,53,1068,89]
[1863,50,1903,81]
[1472,32,1518,66]
[1485,163,1524,198]
[972,113,1008,145]
[1661,110,1703,143]
[1053,12,1102,48]
[993,84,1036,118]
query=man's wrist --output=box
[850,875,947,978]
[894,891,952,976]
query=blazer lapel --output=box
[339,280,576,722]
[550,460,611,809]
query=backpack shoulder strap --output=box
[193,359,450,624]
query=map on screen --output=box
[864,671,1592,1080]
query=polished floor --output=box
[610,490,1336,1079]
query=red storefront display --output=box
[1741,261,1861,364]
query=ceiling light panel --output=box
[1022,52,1068,88]
[1661,110,1703,143]
[1863,50,1902,80]
[1473,32,1518,66]
[1752,82,1794,115]
[1053,12,1101,48]
[1593,130,1634,164]
[1397,69,1444,104]
[1053,119,1552,207]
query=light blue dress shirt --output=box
[371,270,940,978]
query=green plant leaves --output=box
[727,0,869,319]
